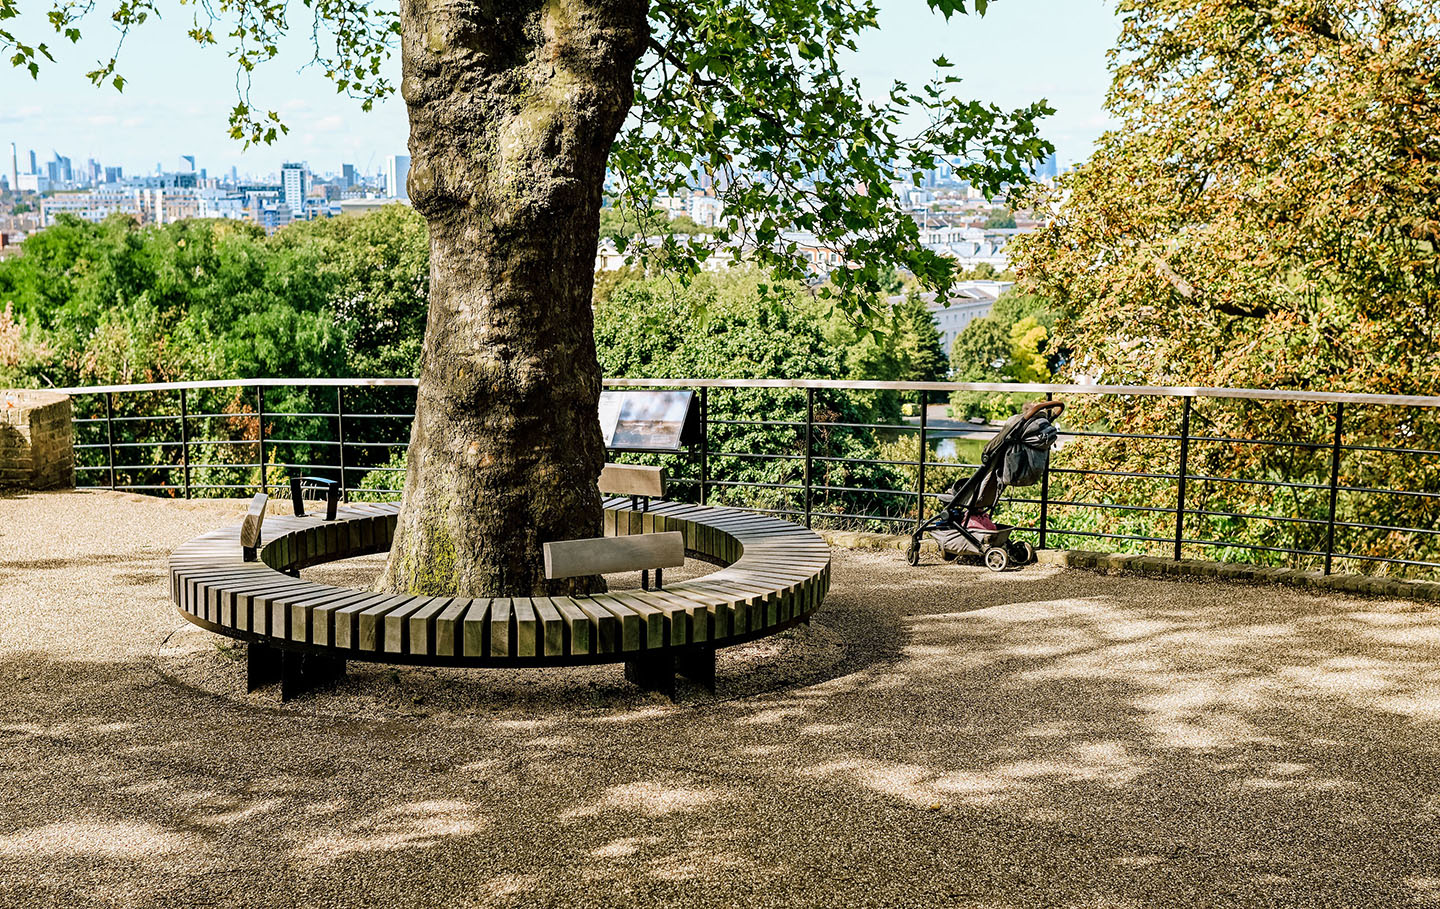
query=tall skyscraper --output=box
[48,152,73,185]
[281,162,310,212]
[341,163,356,190]
[28,149,37,175]
[179,155,196,174]
[105,166,123,184]
[9,143,17,195]
[384,154,410,201]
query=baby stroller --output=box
[906,400,1064,571]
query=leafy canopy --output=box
[5,0,1052,307]
[1011,0,1440,392]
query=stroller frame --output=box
[906,400,1065,571]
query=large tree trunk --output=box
[381,0,649,597]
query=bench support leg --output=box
[675,645,716,692]
[246,641,282,692]
[624,653,675,698]
[276,650,347,702]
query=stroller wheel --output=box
[1009,540,1036,565]
[905,540,921,566]
[984,547,1010,572]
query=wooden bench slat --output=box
[544,532,684,579]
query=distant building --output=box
[384,155,411,201]
[338,198,405,217]
[897,281,1013,355]
[46,153,73,186]
[341,163,356,190]
[256,203,294,233]
[104,166,123,184]
[686,195,724,228]
[37,186,238,226]
[281,162,310,212]
[16,173,48,193]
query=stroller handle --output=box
[1021,399,1065,421]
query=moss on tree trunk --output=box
[381,0,649,597]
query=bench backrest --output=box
[543,531,684,580]
[598,463,665,498]
[240,493,269,558]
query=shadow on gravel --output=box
[2,542,1438,907]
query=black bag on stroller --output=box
[906,399,1064,571]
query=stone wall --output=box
[1,390,74,489]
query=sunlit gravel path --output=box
[1,489,1437,909]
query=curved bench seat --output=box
[169,499,830,677]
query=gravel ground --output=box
[1,489,1438,909]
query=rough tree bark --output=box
[380,0,649,597]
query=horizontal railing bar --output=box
[48,376,1440,408]
[1008,496,1176,516]
[1049,467,1180,481]
[55,377,421,394]
[1337,484,1440,501]
[1335,518,1440,537]
[1332,551,1440,570]
[708,418,806,428]
[814,484,919,497]
[1340,442,1440,457]
[1180,538,1326,558]
[1188,435,1329,450]
[813,455,919,468]
[704,481,801,492]
[824,421,922,432]
[707,505,806,518]
[1020,527,1174,545]
[1061,429,1181,442]
[1185,473,1328,491]
[1188,507,1324,527]
[815,512,914,524]
[708,451,806,461]
[263,438,341,446]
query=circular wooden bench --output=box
[169,498,831,698]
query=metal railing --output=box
[51,377,1440,577]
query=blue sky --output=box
[1,0,1119,180]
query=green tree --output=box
[1009,0,1440,572]
[595,267,914,522]
[10,0,1052,597]
[948,292,1055,420]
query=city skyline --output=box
[0,0,1119,178]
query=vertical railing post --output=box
[1038,392,1052,549]
[256,385,267,496]
[104,392,116,490]
[336,386,348,502]
[1174,396,1191,561]
[179,387,191,499]
[699,386,709,506]
[916,391,928,522]
[804,387,814,528]
[1324,402,1344,575]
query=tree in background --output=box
[947,292,1055,421]
[1013,0,1440,392]
[594,268,924,522]
[1008,0,1440,571]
